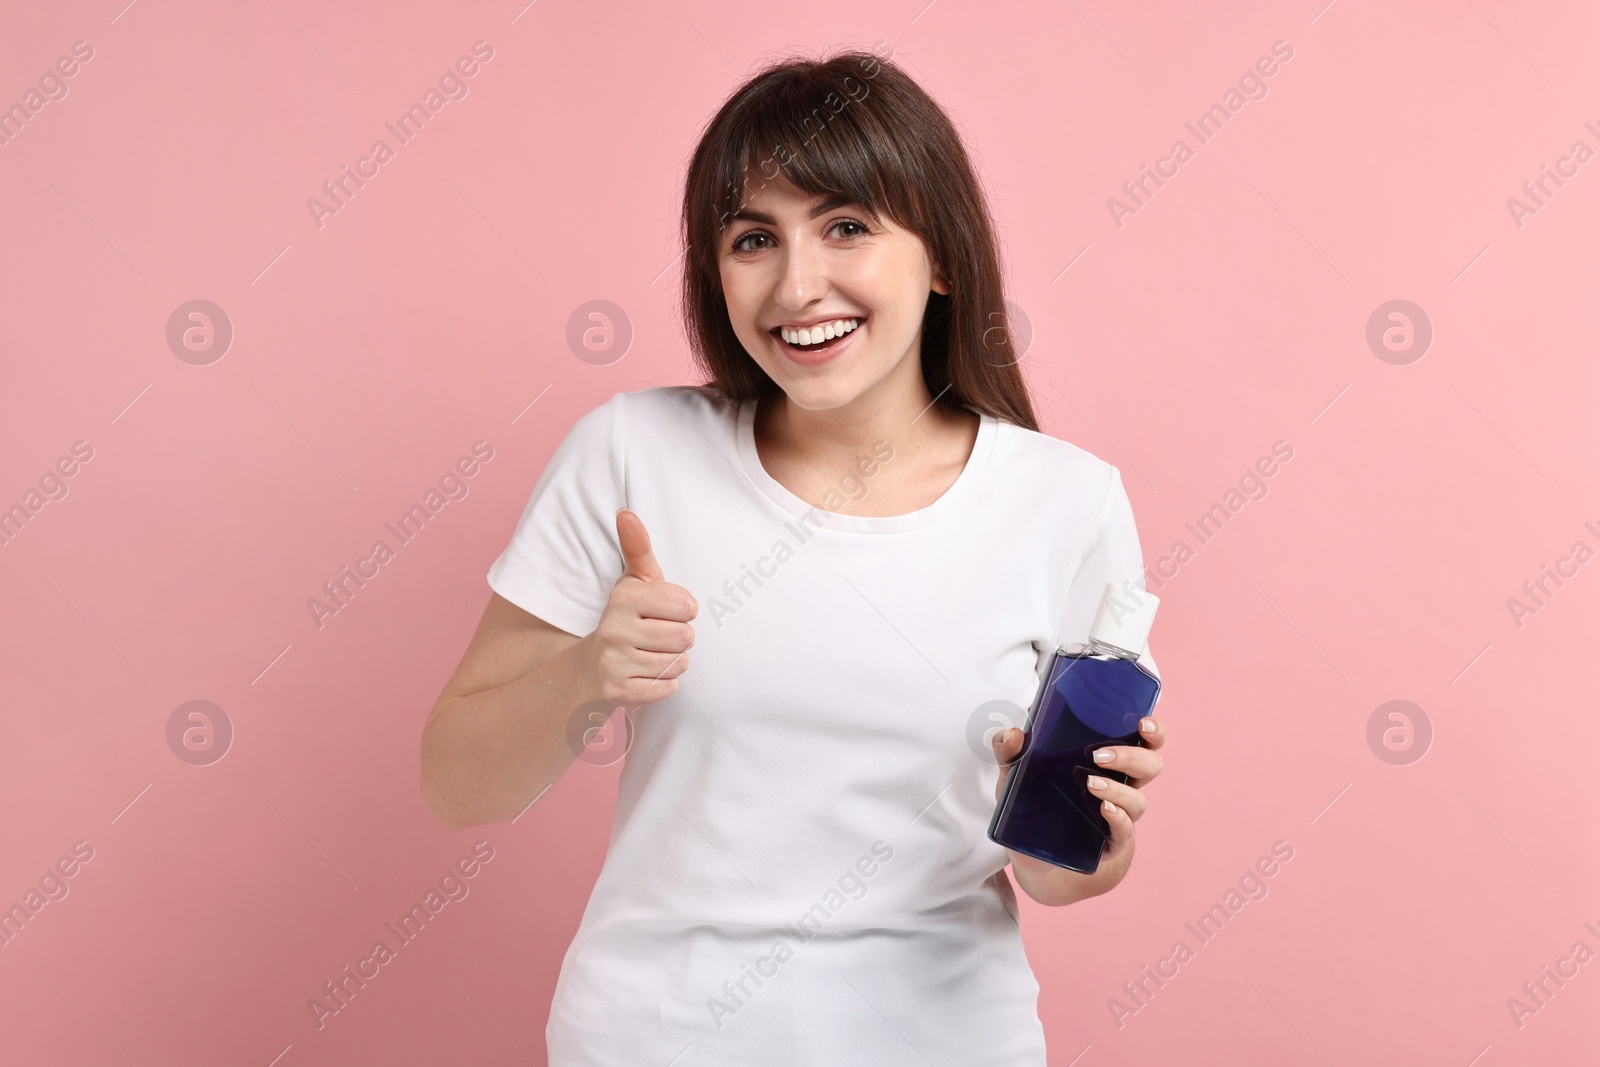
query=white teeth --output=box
[780,318,859,346]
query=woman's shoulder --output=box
[600,383,735,425]
[565,383,735,439]
[990,414,1119,490]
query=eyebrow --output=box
[727,194,860,226]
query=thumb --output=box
[616,508,664,582]
[992,727,1024,800]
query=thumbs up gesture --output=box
[584,508,698,708]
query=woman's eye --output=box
[731,231,772,253]
[730,219,868,254]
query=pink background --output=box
[2,1,1595,1063]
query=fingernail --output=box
[1087,775,1107,790]
[1093,749,1114,764]
[1103,801,1120,816]
[1140,719,1156,734]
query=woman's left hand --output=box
[992,715,1167,905]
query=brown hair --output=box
[677,46,1040,432]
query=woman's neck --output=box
[752,385,980,516]
[757,390,940,459]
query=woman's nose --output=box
[775,238,828,309]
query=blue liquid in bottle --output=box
[989,582,1161,873]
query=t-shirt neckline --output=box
[735,396,998,535]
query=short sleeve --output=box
[486,392,628,638]
[1054,465,1160,680]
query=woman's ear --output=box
[931,265,951,295]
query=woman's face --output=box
[717,177,949,413]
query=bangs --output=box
[710,76,913,233]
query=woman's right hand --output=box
[583,508,698,708]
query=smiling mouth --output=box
[769,316,864,355]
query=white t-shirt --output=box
[487,384,1159,1066]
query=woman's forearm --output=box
[420,636,601,829]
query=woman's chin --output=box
[770,373,861,407]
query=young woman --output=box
[421,47,1167,1066]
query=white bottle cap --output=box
[1090,580,1160,657]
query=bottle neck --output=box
[1088,636,1140,659]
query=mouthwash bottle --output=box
[988,581,1162,873]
